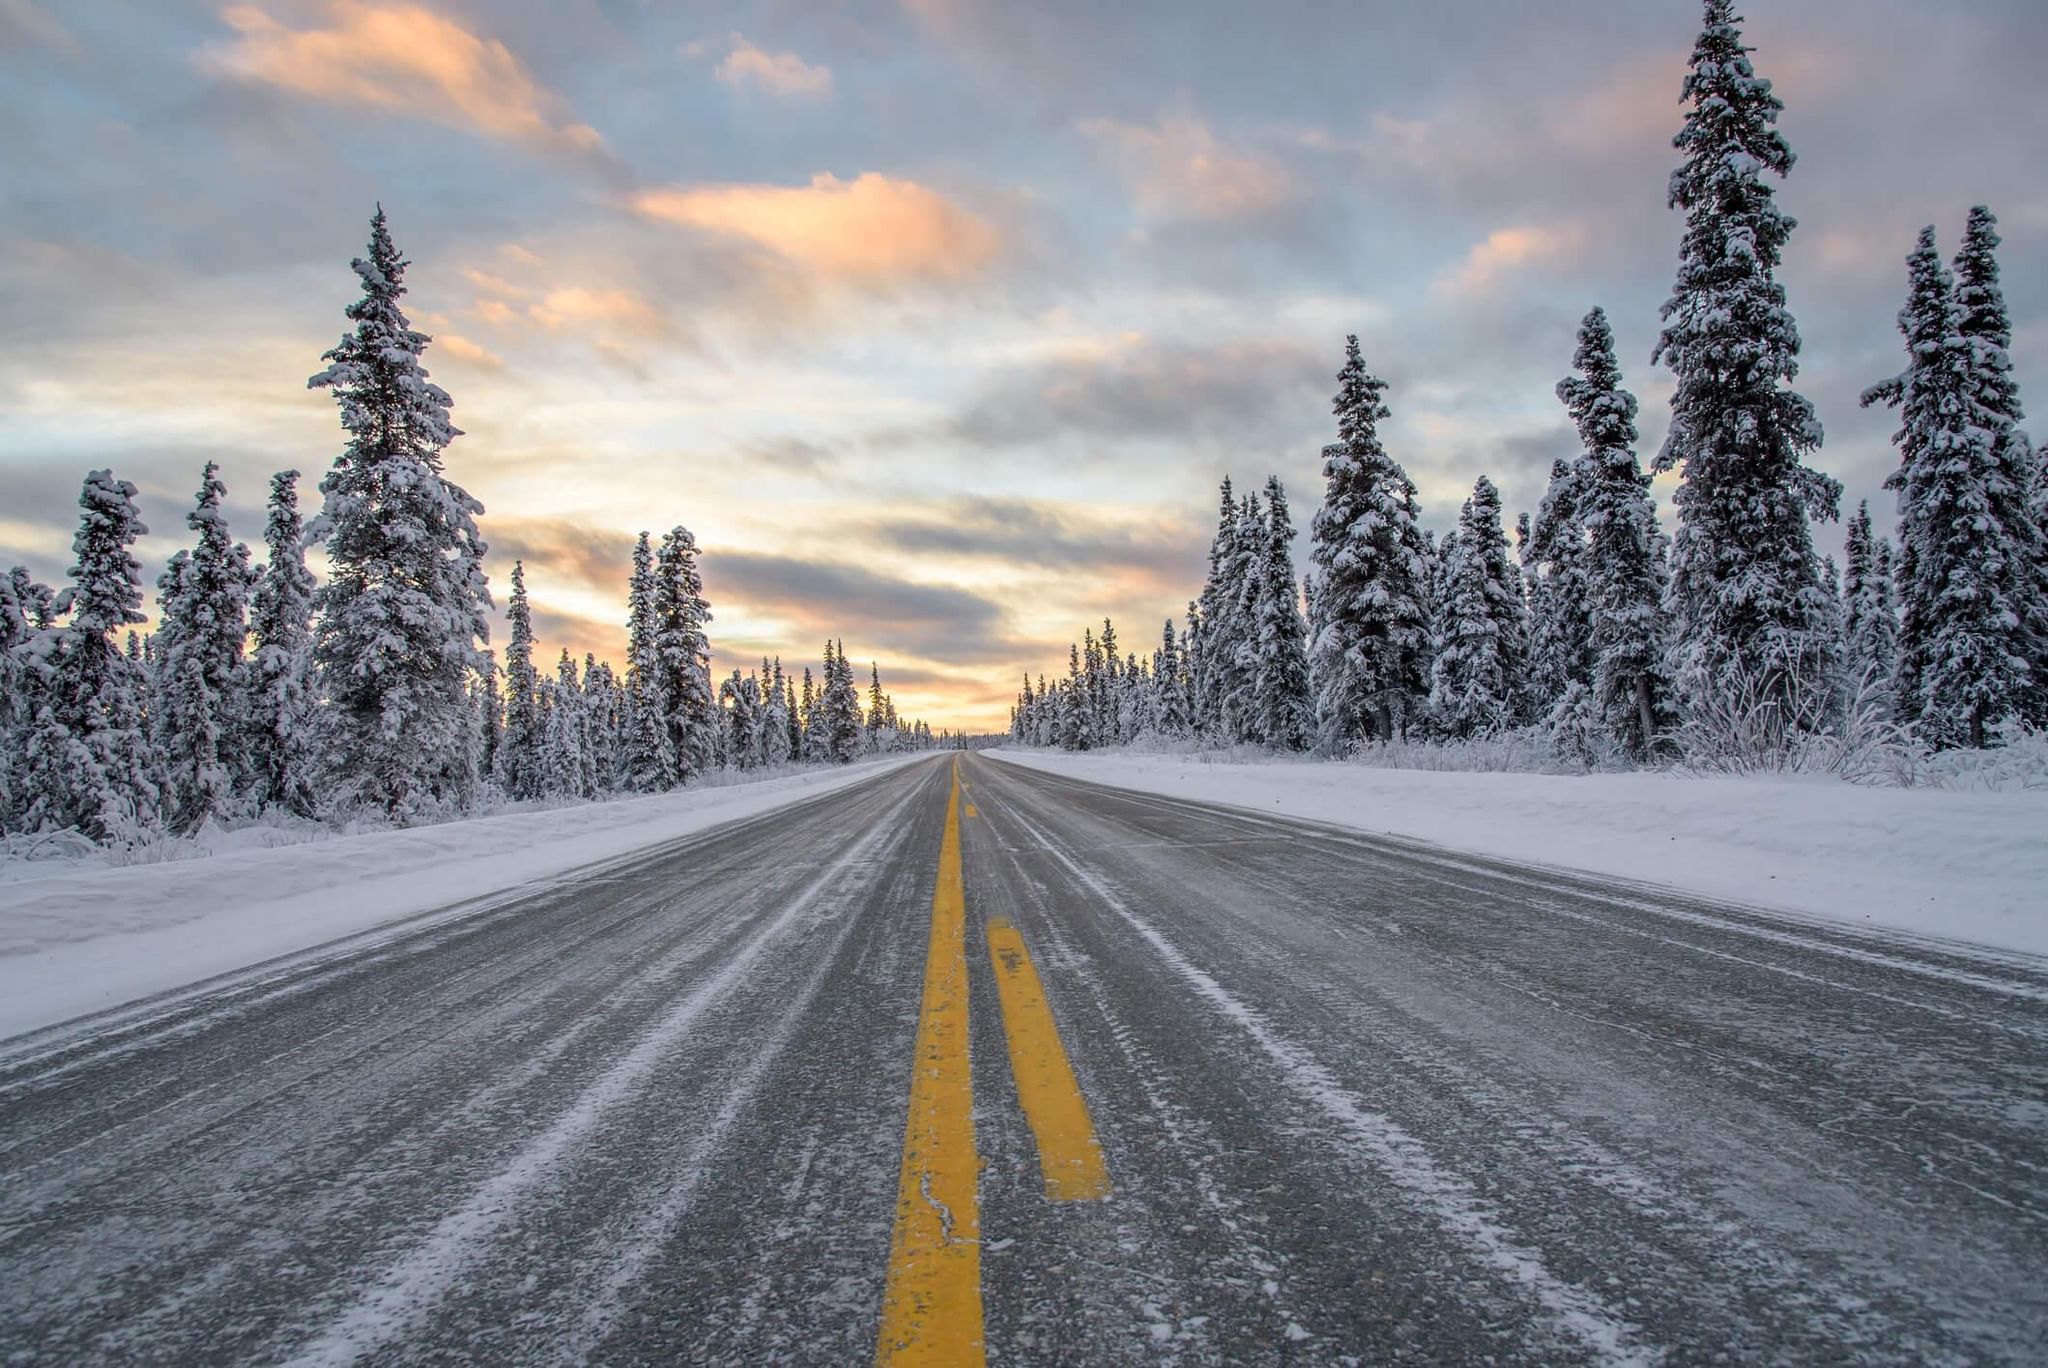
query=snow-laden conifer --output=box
[1307,336,1429,748]
[1560,308,1672,757]
[1654,2,1840,709]
[247,470,318,814]
[654,526,717,780]
[497,561,542,798]
[22,471,159,840]
[1428,477,1526,737]
[1840,502,1898,711]
[151,462,254,833]
[308,207,492,819]
[1251,477,1311,749]
[621,531,674,791]
[1862,226,2032,747]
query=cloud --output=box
[528,286,665,336]
[486,516,633,592]
[630,173,1000,288]
[207,2,608,163]
[705,551,1012,664]
[947,335,1328,448]
[1435,223,1589,299]
[1078,113,1296,221]
[859,496,1202,585]
[714,35,832,98]
[435,333,503,369]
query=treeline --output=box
[1015,2,2046,763]
[0,209,939,850]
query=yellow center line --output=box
[877,758,984,1367]
[986,916,1111,1202]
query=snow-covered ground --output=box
[0,755,929,1042]
[990,749,2048,957]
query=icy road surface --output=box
[1,754,2044,1364]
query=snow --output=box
[988,750,2048,957]
[0,756,927,1044]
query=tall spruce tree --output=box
[1307,336,1429,748]
[1252,477,1312,748]
[497,561,542,798]
[1559,307,1672,757]
[23,471,159,841]
[654,526,717,780]
[308,207,492,819]
[247,470,318,814]
[621,531,674,791]
[1428,477,1526,738]
[1653,2,1840,711]
[1840,501,1899,710]
[1522,458,1593,727]
[1950,206,2047,724]
[0,569,49,831]
[152,462,254,833]
[1861,226,2031,747]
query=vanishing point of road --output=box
[2,754,2044,1364]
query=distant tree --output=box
[151,462,255,833]
[621,532,675,791]
[1428,476,1526,737]
[1840,501,1898,712]
[496,561,542,798]
[654,525,717,780]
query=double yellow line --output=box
[876,758,1107,1365]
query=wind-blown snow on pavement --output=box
[0,756,925,1041]
[991,749,2048,955]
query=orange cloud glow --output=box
[1078,114,1296,221]
[631,173,1000,287]
[714,36,833,98]
[209,2,605,159]
[1436,223,1587,298]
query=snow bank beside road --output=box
[0,755,931,1043]
[990,750,2048,956]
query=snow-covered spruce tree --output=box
[1219,493,1268,742]
[308,207,492,820]
[1098,620,1123,744]
[496,561,542,799]
[0,568,56,831]
[763,658,793,766]
[1250,477,1311,749]
[151,462,255,834]
[247,470,319,815]
[1152,619,1190,738]
[1307,336,1429,749]
[1654,1,1841,714]
[1559,307,1673,758]
[22,471,159,841]
[1951,206,2048,724]
[1521,462,1592,733]
[1428,477,1526,738]
[654,526,717,781]
[540,650,589,798]
[1840,502,1899,711]
[1861,226,2032,748]
[621,532,675,791]
[1190,479,1238,739]
[823,640,864,763]
[722,668,763,768]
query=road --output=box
[2,753,2045,1364]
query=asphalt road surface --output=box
[2,753,2045,1364]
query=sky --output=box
[1,0,2042,731]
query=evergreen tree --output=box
[541,650,590,797]
[763,658,793,766]
[822,640,863,762]
[1251,476,1311,748]
[0,568,54,831]
[1307,336,1429,748]
[23,471,159,840]
[1841,501,1899,708]
[1428,477,1526,737]
[247,470,319,814]
[800,664,820,760]
[1951,206,2047,724]
[621,531,675,791]
[1522,458,1593,725]
[151,462,254,833]
[1560,307,1672,757]
[654,526,717,780]
[1654,2,1840,711]
[309,207,492,819]
[1861,226,2032,747]
[497,560,542,798]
